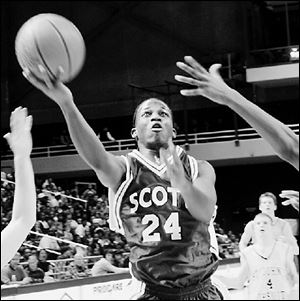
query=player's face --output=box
[134,99,174,149]
[259,196,276,214]
[254,215,272,236]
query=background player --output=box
[1,107,36,269]
[239,192,298,255]
[216,213,299,300]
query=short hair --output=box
[132,98,173,127]
[259,192,277,206]
[254,212,273,223]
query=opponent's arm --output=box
[239,222,253,251]
[22,66,125,189]
[280,190,299,212]
[280,222,299,255]
[160,139,216,223]
[1,107,36,269]
[175,56,299,171]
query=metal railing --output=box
[1,124,299,160]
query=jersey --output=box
[108,145,219,288]
[242,241,292,300]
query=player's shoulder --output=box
[194,159,216,178]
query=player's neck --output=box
[256,234,274,246]
[137,146,161,164]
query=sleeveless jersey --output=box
[242,241,292,300]
[109,146,219,288]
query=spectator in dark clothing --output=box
[23,255,45,284]
[37,249,51,273]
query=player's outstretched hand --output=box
[22,65,73,106]
[3,107,32,157]
[175,56,234,105]
[280,190,299,212]
[159,139,188,190]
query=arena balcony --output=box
[1,125,299,176]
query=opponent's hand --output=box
[280,190,299,212]
[175,56,233,105]
[22,65,73,106]
[3,107,32,157]
[159,139,188,191]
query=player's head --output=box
[253,213,273,237]
[131,98,176,150]
[258,192,277,215]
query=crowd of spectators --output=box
[1,171,240,287]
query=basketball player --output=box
[1,107,36,269]
[23,66,223,299]
[216,213,299,300]
[239,192,299,255]
[175,56,299,171]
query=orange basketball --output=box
[15,13,86,83]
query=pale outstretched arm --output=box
[1,107,36,268]
[239,221,254,251]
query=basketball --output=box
[15,13,86,83]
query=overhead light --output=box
[290,47,299,61]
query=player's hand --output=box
[159,138,188,191]
[175,56,234,105]
[22,65,73,106]
[3,107,32,157]
[280,190,299,212]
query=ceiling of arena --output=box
[1,1,299,129]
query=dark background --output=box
[1,1,299,234]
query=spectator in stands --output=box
[37,249,51,273]
[81,184,97,201]
[114,250,129,268]
[38,229,61,259]
[65,213,78,231]
[21,248,32,262]
[62,225,74,242]
[74,218,86,238]
[91,249,129,276]
[42,178,57,191]
[23,255,45,284]
[239,192,298,255]
[102,127,116,142]
[1,252,26,285]
[57,246,74,260]
[59,129,72,146]
[66,253,91,279]
[35,212,50,233]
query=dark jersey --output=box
[109,146,218,288]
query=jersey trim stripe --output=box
[129,146,184,178]
[188,155,199,182]
[108,155,133,235]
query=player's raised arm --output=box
[160,139,216,223]
[22,67,126,190]
[1,107,36,268]
[175,56,299,171]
